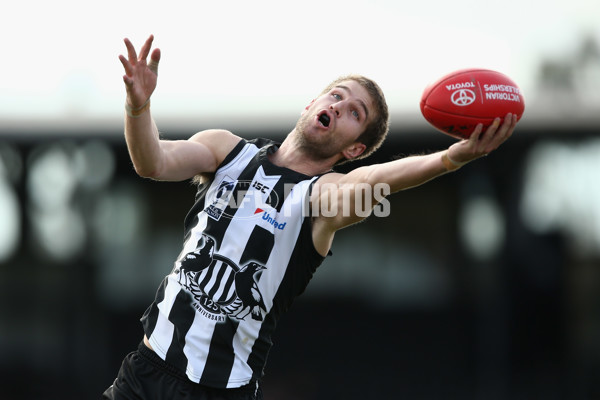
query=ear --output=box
[301,99,316,115]
[342,142,367,160]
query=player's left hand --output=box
[447,112,517,164]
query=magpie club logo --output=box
[177,234,267,322]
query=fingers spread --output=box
[138,34,154,61]
[124,38,138,64]
[118,54,133,76]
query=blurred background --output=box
[1,0,600,399]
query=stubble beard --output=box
[293,113,341,161]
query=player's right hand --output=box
[119,35,161,109]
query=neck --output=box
[269,130,338,176]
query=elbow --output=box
[133,163,162,180]
[362,165,382,187]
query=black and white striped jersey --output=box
[141,138,327,388]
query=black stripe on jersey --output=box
[165,289,196,372]
[200,319,240,386]
[248,310,276,381]
[247,216,326,379]
[141,277,168,339]
[239,225,274,266]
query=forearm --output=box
[362,115,515,193]
[363,150,462,193]
[313,150,460,232]
[387,151,449,192]
[124,105,164,178]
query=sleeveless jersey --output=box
[140,138,327,388]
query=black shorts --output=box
[102,342,263,400]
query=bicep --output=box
[155,129,241,181]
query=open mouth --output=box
[318,112,331,128]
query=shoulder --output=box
[189,129,242,147]
[188,129,244,166]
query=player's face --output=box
[295,80,373,160]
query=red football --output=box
[420,68,525,139]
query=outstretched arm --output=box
[362,113,517,193]
[310,114,517,255]
[118,35,239,181]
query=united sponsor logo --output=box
[254,208,286,230]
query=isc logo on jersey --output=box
[254,208,286,230]
[206,178,280,221]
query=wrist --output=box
[441,150,467,171]
[125,98,151,118]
